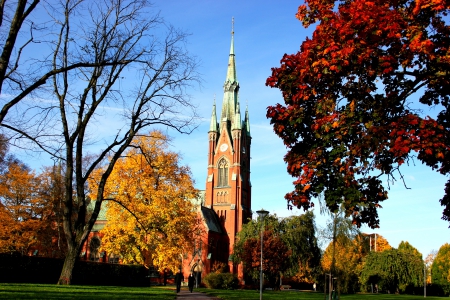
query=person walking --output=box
[188,272,195,293]
[175,269,184,293]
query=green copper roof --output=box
[226,33,236,83]
[209,98,218,132]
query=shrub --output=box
[203,273,239,290]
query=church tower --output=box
[204,19,252,274]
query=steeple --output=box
[201,17,252,279]
[226,17,237,83]
[209,97,218,132]
[220,17,240,131]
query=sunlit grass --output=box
[198,288,444,300]
[0,283,176,299]
[0,284,445,299]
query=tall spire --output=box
[225,17,237,85]
[221,17,239,126]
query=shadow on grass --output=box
[1,284,445,300]
[0,283,176,299]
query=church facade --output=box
[182,24,252,281]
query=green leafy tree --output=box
[431,243,450,295]
[266,0,450,228]
[281,212,321,283]
[233,213,321,288]
[361,244,424,294]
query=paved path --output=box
[176,289,219,299]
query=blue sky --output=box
[9,0,448,259]
[153,0,449,258]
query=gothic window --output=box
[217,158,229,187]
[216,191,229,203]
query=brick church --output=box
[79,21,252,283]
[181,23,252,281]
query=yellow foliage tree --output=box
[90,131,200,272]
[322,235,366,293]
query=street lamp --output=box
[256,209,269,300]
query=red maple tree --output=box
[242,230,292,289]
[266,0,450,228]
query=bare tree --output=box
[0,0,41,111]
[1,0,199,285]
[0,0,145,125]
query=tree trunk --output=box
[57,244,79,285]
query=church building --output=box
[182,21,252,281]
[79,20,252,285]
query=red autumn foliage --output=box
[266,0,450,228]
[241,230,292,289]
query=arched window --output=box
[217,158,229,187]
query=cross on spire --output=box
[231,17,234,35]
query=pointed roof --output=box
[245,105,251,136]
[209,97,218,132]
[232,98,241,130]
[201,206,223,233]
[220,17,239,126]
[225,18,237,84]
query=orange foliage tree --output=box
[0,161,40,254]
[90,131,200,272]
[266,0,450,228]
[0,161,65,256]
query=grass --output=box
[198,288,446,300]
[0,284,446,299]
[0,283,177,299]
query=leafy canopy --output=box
[0,161,66,256]
[90,131,200,272]
[431,243,450,294]
[233,213,321,286]
[266,0,450,228]
[361,243,424,294]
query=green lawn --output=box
[0,284,446,299]
[0,283,177,299]
[198,288,446,300]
